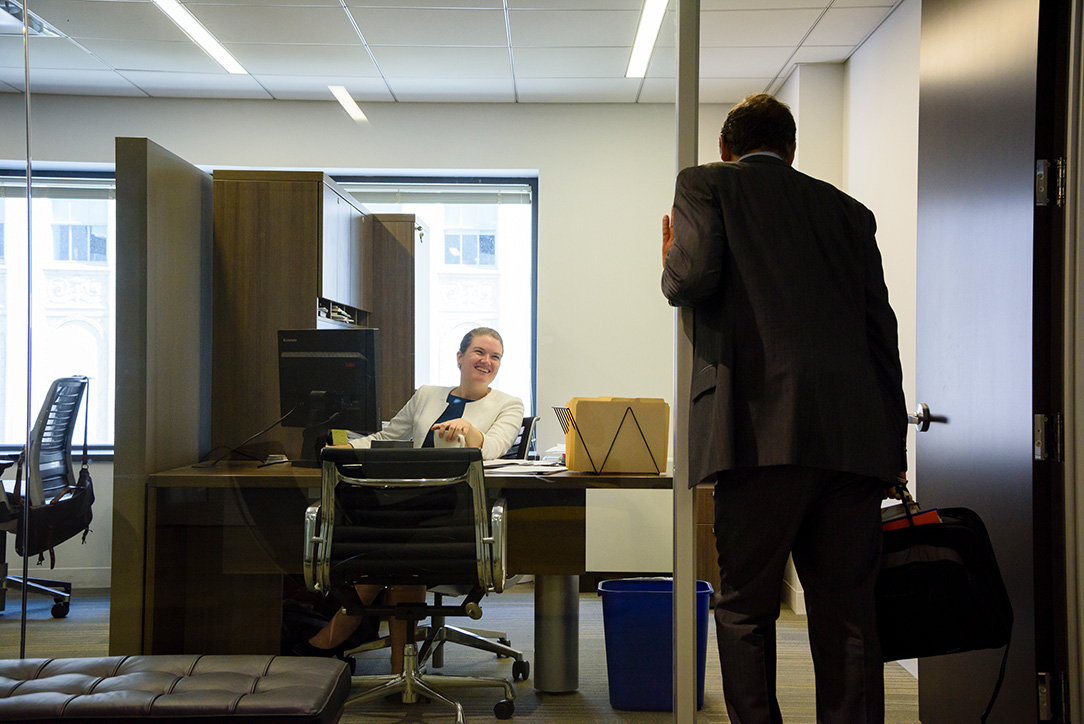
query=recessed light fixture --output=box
[152,0,247,75]
[329,85,368,123]
[0,0,58,37]
[626,0,668,78]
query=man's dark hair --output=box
[720,93,796,158]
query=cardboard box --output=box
[564,397,669,474]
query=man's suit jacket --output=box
[662,155,907,487]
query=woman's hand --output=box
[432,418,483,448]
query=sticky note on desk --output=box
[329,429,349,446]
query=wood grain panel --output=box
[367,214,416,418]
[212,174,321,458]
[113,138,212,655]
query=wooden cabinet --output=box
[695,485,722,602]
[210,170,415,457]
[320,183,371,314]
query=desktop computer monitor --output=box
[278,328,381,465]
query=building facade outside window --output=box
[343,178,536,417]
[0,178,116,447]
[0,175,536,450]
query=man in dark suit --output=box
[661,93,907,724]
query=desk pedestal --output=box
[533,575,579,692]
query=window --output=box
[0,176,116,448]
[51,199,109,263]
[443,206,498,267]
[339,177,537,416]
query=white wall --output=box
[0,95,682,456]
[844,0,921,494]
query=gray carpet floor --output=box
[0,583,919,723]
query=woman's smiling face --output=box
[457,333,503,387]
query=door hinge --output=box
[1038,671,1070,721]
[1033,413,1064,462]
[1036,158,1067,207]
[1055,157,1067,207]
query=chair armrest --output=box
[302,503,326,594]
[486,496,508,593]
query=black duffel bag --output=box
[876,489,1012,723]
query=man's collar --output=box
[737,151,783,161]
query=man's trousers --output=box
[713,465,885,724]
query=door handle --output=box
[909,403,948,432]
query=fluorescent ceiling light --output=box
[329,86,368,123]
[152,0,247,75]
[0,0,59,37]
[626,0,668,78]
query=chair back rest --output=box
[501,416,539,460]
[310,447,495,598]
[27,376,88,507]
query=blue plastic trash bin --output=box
[597,577,713,711]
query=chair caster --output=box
[512,659,529,682]
[51,601,69,618]
[494,698,514,719]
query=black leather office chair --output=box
[304,447,517,723]
[501,416,539,460]
[417,416,539,673]
[0,376,89,617]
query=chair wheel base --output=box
[494,698,514,719]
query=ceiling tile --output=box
[517,77,640,103]
[388,76,514,102]
[646,45,795,79]
[512,47,630,78]
[345,0,504,8]
[0,66,147,95]
[77,38,221,73]
[187,0,346,6]
[509,0,642,8]
[29,0,189,42]
[0,2,900,104]
[699,76,772,103]
[804,6,893,46]
[372,46,510,78]
[0,80,18,92]
[702,1,829,8]
[700,9,822,47]
[0,36,109,70]
[350,8,508,47]
[833,0,898,7]
[253,74,394,102]
[228,43,380,77]
[636,77,675,104]
[791,45,853,63]
[508,10,639,47]
[186,5,361,45]
[117,69,272,98]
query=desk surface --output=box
[150,461,673,491]
[140,461,672,658]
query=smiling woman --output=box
[346,326,524,461]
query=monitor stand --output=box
[292,424,327,468]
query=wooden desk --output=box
[146,461,671,692]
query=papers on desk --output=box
[483,459,567,475]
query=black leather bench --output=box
[0,655,350,724]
